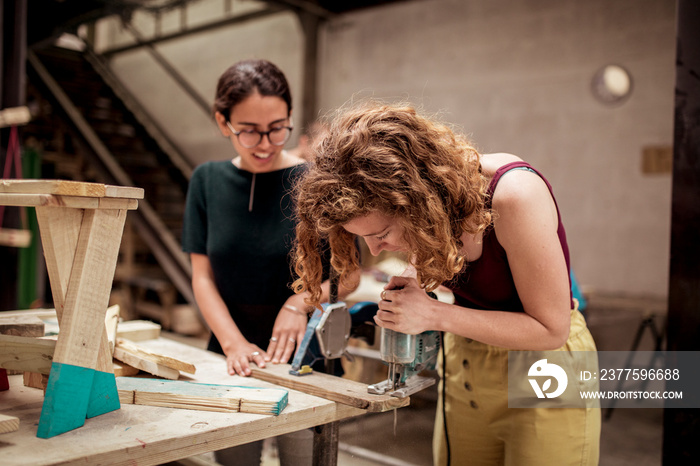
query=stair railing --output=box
[27,50,196,308]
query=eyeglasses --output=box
[226,121,293,148]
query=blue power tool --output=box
[289,301,378,376]
[289,298,440,399]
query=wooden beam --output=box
[0,179,143,199]
[0,193,138,210]
[105,305,120,353]
[0,414,20,434]
[112,360,140,377]
[116,377,288,415]
[0,228,32,248]
[0,308,57,320]
[116,320,162,342]
[0,106,31,127]
[115,338,195,374]
[0,334,55,374]
[0,315,44,337]
[23,371,49,390]
[36,207,127,437]
[0,311,162,342]
[113,338,195,380]
[251,363,409,413]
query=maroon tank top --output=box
[444,161,573,312]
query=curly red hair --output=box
[292,101,491,309]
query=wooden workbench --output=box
[0,338,401,466]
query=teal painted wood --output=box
[37,362,94,438]
[86,370,120,418]
[117,377,289,415]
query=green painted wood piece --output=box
[37,362,93,438]
[117,377,288,415]
[87,370,121,418]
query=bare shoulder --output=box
[486,157,558,233]
[479,152,523,177]
[479,153,543,202]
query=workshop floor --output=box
[169,296,666,466]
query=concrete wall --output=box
[317,0,676,298]
[94,0,677,299]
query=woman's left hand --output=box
[267,299,308,364]
[376,276,434,334]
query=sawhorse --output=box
[0,179,142,438]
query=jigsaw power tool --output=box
[289,299,440,398]
[289,298,380,376]
[288,272,440,398]
[367,328,440,398]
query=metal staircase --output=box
[23,44,200,331]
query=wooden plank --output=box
[0,353,365,466]
[112,360,140,377]
[116,377,288,415]
[0,193,138,210]
[0,335,55,374]
[35,206,82,313]
[0,414,20,434]
[23,371,49,390]
[0,179,144,199]
[0,105,31,127]
[0,308,57,320]
[48,208,126,367]
[251,364,409,413]
[36,207,117,377]
[0,228,32,248]
[0,307,128,338]
[116,320,161,341]
[104,184,145,200]
[0,193,99,209]
[113,346,180,380]
[0,179,104,197]
[37,207,127,438]
[105,305,120,353]
[0,315,45,337]
[98,197,139,210]
[115,338,196,375]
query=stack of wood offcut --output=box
[0,306,288,420]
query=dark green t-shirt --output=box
[182,160,308,353]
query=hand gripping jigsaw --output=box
[289,281,440,399]
[367,327,440,398]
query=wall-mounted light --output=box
[591,64,633,106]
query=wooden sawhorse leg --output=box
[35,206,127,438]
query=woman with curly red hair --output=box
[292,101,600,465]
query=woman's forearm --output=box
[426,298,570,350]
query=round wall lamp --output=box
[591,64,633,106]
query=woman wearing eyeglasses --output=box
[183,59,351,380]
[182,59,352,465]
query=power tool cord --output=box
[440,331,451,466]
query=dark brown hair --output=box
[213,59,292,119]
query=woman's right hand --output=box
[224,342,267,377]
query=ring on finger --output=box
[270,337,278,342]
[288,338,296,343]
[380,290,388,301]
[251,351,260,357]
